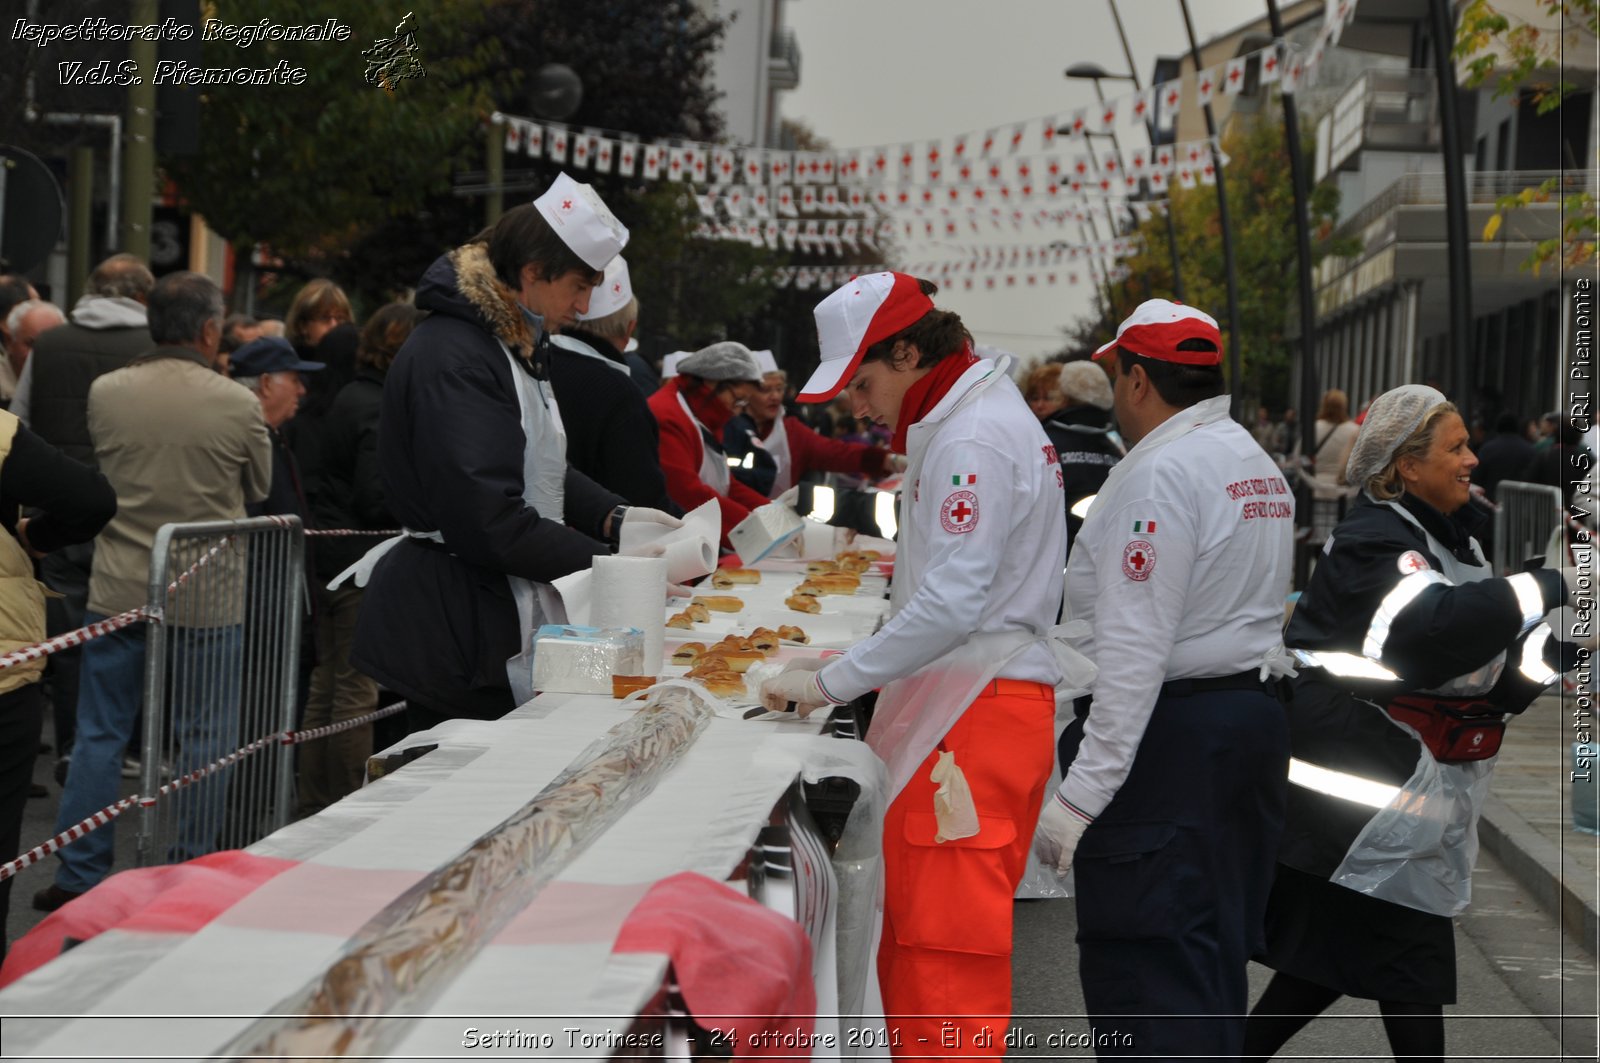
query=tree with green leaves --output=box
[1061,116,1347,411]
[1455,0,1598,270]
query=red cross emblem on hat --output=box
[561,199,574,211]
[611,282,622,294]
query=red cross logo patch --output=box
[940,490,979,534]
[1122,539,1156,581]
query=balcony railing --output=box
[768,30,800,90]
[1319,69,1440,178]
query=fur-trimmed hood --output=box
[414,242,539,359]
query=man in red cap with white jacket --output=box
[758,272,1092,1057]
[1033,299,1295,1058]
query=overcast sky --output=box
[782,0,1273,362]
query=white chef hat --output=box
[533,172,629,270]
[1344,384,1450,488]
[752,349,780,375]
[578,256,633,321]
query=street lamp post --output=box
[1065,62,1186,303]
[1177,0,1247,419]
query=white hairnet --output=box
[677,341,762,382]
[1344,384,1449,487]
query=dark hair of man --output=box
[221,313,258,353]
[87,253,156,300]
[856,278,973,369]
[1116,340,1226,408]
[147,271,225,346]
[482,204,603,290]
[358,302,426,371]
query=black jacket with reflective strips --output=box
[1285,492,1568,708]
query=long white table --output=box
[0,564,893,1061]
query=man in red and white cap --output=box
[758,272,1092,1056]
[1032,298,1295,1057]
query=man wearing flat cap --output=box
[230,336,323,522]
[1033,299,1296,1056]
[347,173,680,723]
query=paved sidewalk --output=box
[1479,692,1600,949]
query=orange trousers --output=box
[878,679,1056,1059]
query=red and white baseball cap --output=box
[799,272,934,401]
[1093,298,1223,366]
[533,172,629,270]
[577,256,632,321]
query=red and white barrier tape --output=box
[0,525,389,671]
[0,607,150,672]
[304,528,401,537]
[2,700,412,882]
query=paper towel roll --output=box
[589,555,669,673]
[618,499,720,583]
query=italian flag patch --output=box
[1132,519,1157,533]
[951,473,977,485]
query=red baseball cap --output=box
[1093,298,1223,366]
[799,272,935,401]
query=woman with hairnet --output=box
[1245,384,1582,1062]
[646,341,770,541]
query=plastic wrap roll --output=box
[219,687,717,1062]
[590,555,668,673]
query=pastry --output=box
[710,568,762,588]
[670,642,706,664]
[666,612,694,630]
[717,650,765,673]
[690,671,746,699]
[691,595,744,613]
[786,594,821,614]
[748,628,780,655]
[836,557,872,574]
[777,624,810,644]
[687,654,730,674]
[805,560,842,575]
[792,581,823,597]
[684,602,711,622]
[811,573,860,594]
[611,675,656,699]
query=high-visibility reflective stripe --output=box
[1070,493,1096,521]
[1505,571,1547,634]
[1288,756,1401,809]
[1518,623,1559,685]
[1361,570,1448,661]
[1291,648,1402,682]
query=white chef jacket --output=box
[1058,393,1293,820]
[819,359,1067,702]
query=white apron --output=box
[1327,499,1510,916]
[761,417,795,498]
[550,333,633,375]
[866,362,1096,802]
[330,342,569,708]
[676,390,731,494]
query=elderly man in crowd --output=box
[35,271,271,913]
[2,301,66,396]
[0,275,40,404]
[13,254,156,786]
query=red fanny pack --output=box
[1384,695,1505,763]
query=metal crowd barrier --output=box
[135,516,305,867]
[1492,481,1565,576]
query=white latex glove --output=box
[780,656,830,673]
[1032,794,1090,874]
[888,454,909,473]
[758,669,835,717]
[622,507,684,531]
[666,582,693,600]
[1257,644,1300,683]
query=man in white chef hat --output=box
[349,174,682,724]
